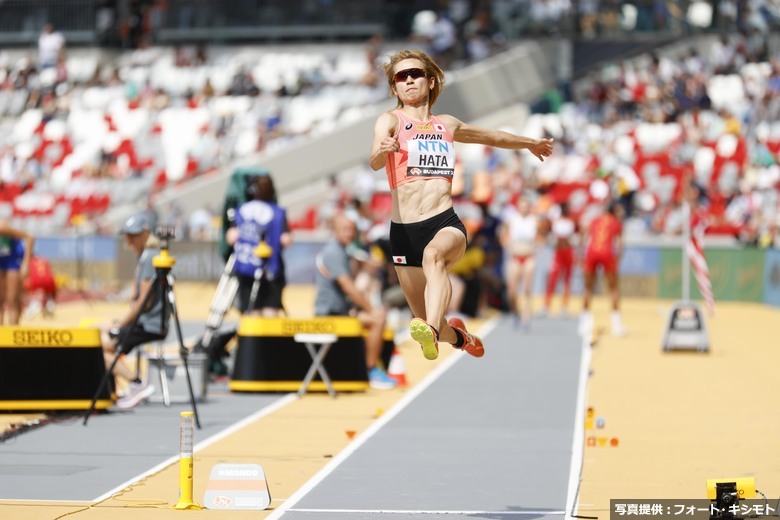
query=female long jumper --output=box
[369,49,553,360]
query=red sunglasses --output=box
[393,68,427,83]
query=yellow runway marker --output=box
[173,412,202,510]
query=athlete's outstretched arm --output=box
[439,115,553,162]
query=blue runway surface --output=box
[0,392,286,502]
[277,317,585,519]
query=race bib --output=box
[406,139,455,179]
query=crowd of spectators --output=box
[0,0,560,241]
[331,29,780,245]
[3,2,780,245]
[0,27,393,238]
[562,31,780,247]
[405,0,780,49]
[2,3,780,326]
[299,29,780,319]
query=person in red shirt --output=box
[580,201,626,337]
[23,255,57,318]
[542,202,577,316]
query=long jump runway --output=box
[0,323,289,506]
[273,317,587,520]
[0,320,278,502]
[0,389,286,502]
[0,316,586,518]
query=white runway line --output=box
[289,509,566,515]
[266,317,502,520]
[0,499,92,504]
[564,335,593,520]
[91,393,298,503]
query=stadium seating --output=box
[2,33,779,242]
[0,45,387,235]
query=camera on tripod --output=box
[153,226,177,269]
[155,225,176,244]
[85,221,202,428]
[706,478,756,520]
[714,482,739,519]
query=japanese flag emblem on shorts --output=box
[393,256,407,265]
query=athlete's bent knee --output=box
[421,246,445,268]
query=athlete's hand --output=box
[380,136,400,155]
[530,137,554,162]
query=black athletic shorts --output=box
[109,324,167,354]
[389,207,467,268]
[236,274,285,313]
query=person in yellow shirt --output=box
[448,235,486,316]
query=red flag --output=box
[687,211,714,315]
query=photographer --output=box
[102,212,169,409]
[226,175,290,316]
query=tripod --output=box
[247,239,273,313]
[195,253,239,355]
[193,238,275,377]
[84,229,201,429]
[72,214,93,304]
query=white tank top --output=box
[506,212,537,244]
[552,218,575,239]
